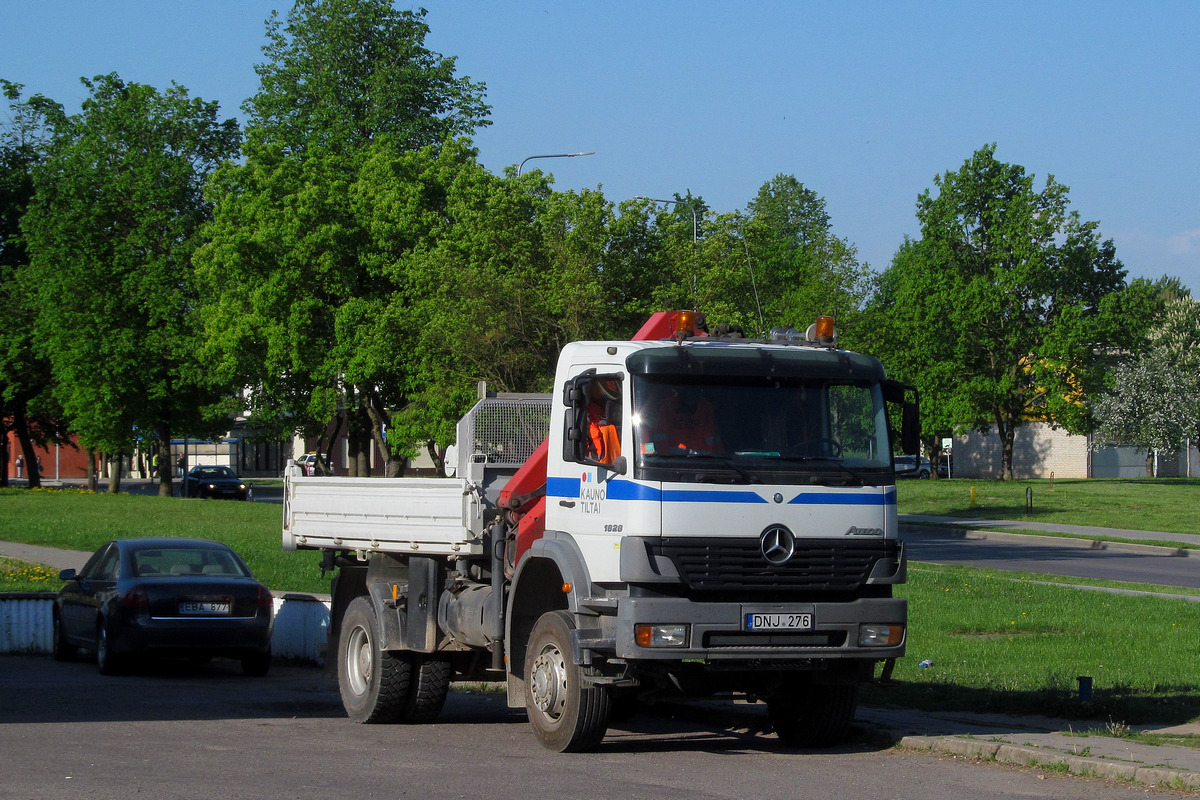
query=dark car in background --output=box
[185,465,250,500]
[53,538,274,675]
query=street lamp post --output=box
[634,196,697,244]
[517,151,595,176]
[636,196,700,306]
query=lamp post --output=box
[636,196,700,306]
[634,196,697,244]
[517,151,595,176]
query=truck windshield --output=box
[631,374,891,486]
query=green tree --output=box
[197,0,490,477]
[20,74,240,494]
[877,144,1131,480]
[861,237,971,472]
[741,175,874,335]
[249,0,489,155]
[0,80,70,489]
[1093,294,1200,475]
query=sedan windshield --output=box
[194,467,237,479]
[632,374,891,485]
[132,547,250,578]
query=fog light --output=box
[634,624,689,648]
[859,624,904,647]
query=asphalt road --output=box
[903,525,1200,590]
[0,656,1180,800]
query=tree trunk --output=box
[108,455,123,494]
[157,428,174,497]
[86,448,99,492]
[13,410,41,489]
[1001,425,1016,481]
[346,427,359,477]
[363,390,402,477]
[426,440,446,478]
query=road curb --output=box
[900,523,1192,558]
[899,734,1200,789]
[969,529,1191,557]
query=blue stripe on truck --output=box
[547,477,896,506]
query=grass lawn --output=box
[897,477,1200,534]
[3,479,1199,726]
[864,563,1200,724]
[0,486,328,593]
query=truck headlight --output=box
[635,624,689,648]
[858,624,904,647]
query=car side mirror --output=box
[59,568,77,581]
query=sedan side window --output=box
[94,547,120,581]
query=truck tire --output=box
[403,656,452,723]
[338,597,411,723]
[768,684,859,747]
[524,610,612,752]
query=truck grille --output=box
[653,537,898,599]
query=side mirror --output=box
[59,568,77,581]
[901,401,921,455]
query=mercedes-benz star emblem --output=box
[760,525,795,565]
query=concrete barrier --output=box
[0,592,330,664]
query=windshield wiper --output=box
[769,455,866,485]
[652,452,761,483]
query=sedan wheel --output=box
[96,621,125,676]
[242,648,272,677]
[52,612,77,662]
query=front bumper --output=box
[606,595,906,662]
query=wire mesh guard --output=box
[459,397,551,467]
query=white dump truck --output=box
[283,311,919,751]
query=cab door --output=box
[547,367,635,583]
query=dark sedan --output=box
[185,465,250,500]
[54,538,274,676]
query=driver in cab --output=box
[641,386,723,455]
[586,378,622,465]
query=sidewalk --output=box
[0,540,92,572]
[900,513,1200,548]
[864,705,1200,789]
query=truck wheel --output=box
[525,610,611,752]
[338,597,411,723]
[403,656,452,723]
[768,684,859,747]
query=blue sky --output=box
[4,1,1198,293]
